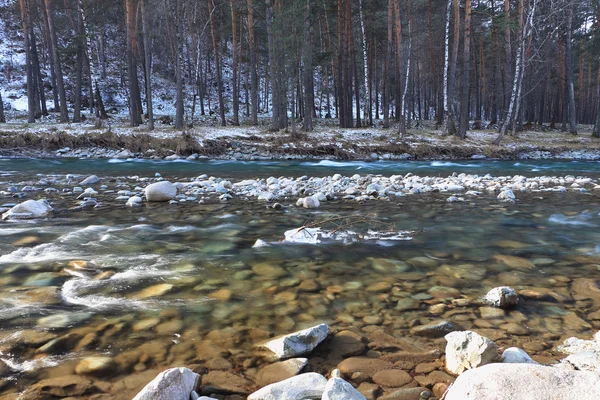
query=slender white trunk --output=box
[494,0,537,144]
[358,0,369,125]
[441,0,451,135]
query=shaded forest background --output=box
[2,0,600,143]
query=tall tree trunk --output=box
[594,68,600,138]
[441,0,452,135]
[266,0,279,130]
[400,0,412,137]
[0,90,5,123]
[447,0,460,134]
[303,0,314,131]
[358,0,369,125]
[230,0,239,126]
[73,30,84,122]
[19,0,36,123]
[494,0,538,145]
[393,0,404,131]
[458,0,472,139]
[565,1,577,135]
[30,28,47,117]
[175,0,185,128]
[40,0,59,111]
[141,0,153,129]
[503,0,512,115]
[209,0,225,126]
[125,0,142,126]
[248,0,258,125]
[383,0,392,128]
[73,5,86,123]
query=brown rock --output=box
[571,278,600,302]
[196,341,228,360]
[413,370,454,388]
[432,382,449,398]
[414,362,439,374]
[372,370,413,388]
[298,279,321,292]
[380,350,443,364]
[208,289,232,301]
[323,330,366,358]
[206,357,233,371]
[201,371,254,394]
[378,386,430,400]
[75,357,116,377]
[338,357,393,378]
[493,255,535,270]
[367,330,423,353]
[255,358,307,387]
[25,375,93,398]
[356,382,379,400]
[366,282,393,293]
[501,322,529,335]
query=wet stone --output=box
[202,371,253,395]
[337,357,394,379]
[372,369,413,388]
[255,358,308,387]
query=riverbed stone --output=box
[145,181,178,202]
[444,331,499,375]
[248,372,327,400]
[259,323,329,359]
[378,387,430,400]
[2,199,52,220]
[134,283,174,299]
[484,286,519,309]
[24,375,94,398]
[252,262,287,278]
[445,363,600,400]
[337,357,393,378]
[500,347,538,366]
[493,255,535,270]
[80,175,99,185]
[202,371,253,394]
[37,312,93,329]
[410,320,458,338]
[372,370,413,387]
[255,358,308,387]
[133,367,200,400]
[322,370,366,400]
[75,356,116,376]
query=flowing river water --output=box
[1,158,600,399]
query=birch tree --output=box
[494,0,538,145]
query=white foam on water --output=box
[0,243,75,264]
[1,354,63,372]
[430,161,479,168]
[548,214,596,227]
[61,279,153,310]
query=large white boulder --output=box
[321,369,366,400]
[445,363,600,400]
[248,373,327,400]
[445,331,499,375]
[79,175,99,185]
[484,286,519,309]
[133,367,199,400]
[558,330,600,372]
[145,181,177,202]
[2,199,52,220]
[260,324,329,360]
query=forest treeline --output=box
[4,0,600,143]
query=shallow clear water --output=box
[1,159,600,397]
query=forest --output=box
[2,0,600,144]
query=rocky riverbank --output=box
[1,121,600,161]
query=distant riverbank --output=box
[1,119,599,161]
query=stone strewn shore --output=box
[3,171,598,221]
[117,319,600,399]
